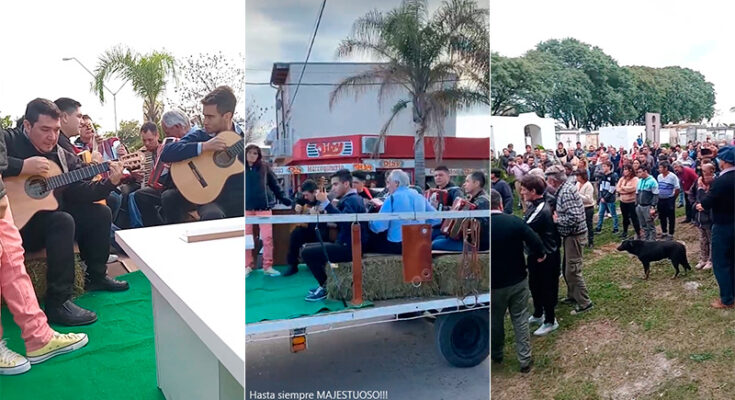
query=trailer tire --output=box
[435,310,489,368]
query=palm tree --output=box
[92,46,176,123]
[329,0,488,188]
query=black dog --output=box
[616,239,691,279]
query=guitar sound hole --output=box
[25,177,50,200]
[213,151,235,168]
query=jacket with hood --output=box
[245,144,290,211]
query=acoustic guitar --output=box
[4,153,145,229]
[170,130,244,205]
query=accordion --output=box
[440,197,477,240]
[146,137,179,190]
[426,188,451,210]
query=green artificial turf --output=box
[0,271,164,400]
[246,265,371,324]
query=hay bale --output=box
[24,255,87,301]
[326,254,489,301]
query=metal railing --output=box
[246,209,490,224]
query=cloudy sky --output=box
[0,0,245,133]
[246,0,491,137]
[491,0,735,123]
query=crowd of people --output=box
[0,86,244,375]
[245,165,490,302]
[491,138,735,373]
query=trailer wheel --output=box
[435,310,489,367]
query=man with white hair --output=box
[130,110,194,226]
[161,110,193,139]
[545,165,593,315]
[368,169,439,254]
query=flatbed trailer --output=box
[245,210,490,367]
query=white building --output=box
[598,126,645,151]
[267,62,456,162]
[490,113,556,154]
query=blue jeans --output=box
[432,236,464,251]
[596,201,618,231]
[128,192,144,228]
[711,223,734,305]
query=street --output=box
[246,318,489,400]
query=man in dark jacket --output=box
[595,161,619,233]
[431,171,489,251]
[283,179,326,277]
[53,97,83,155]
[491,189,545,373]
[430,165,463,209]
[2,98,129,326]
[521,174,561,336]
[491,168,513,214]
[158,86,245,223]
[301,169,368,302]
[697,146,735,309]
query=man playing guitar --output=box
[158,86,244,223]
[1,98,129,326]
[283,179,327,277]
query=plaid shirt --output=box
[555,180,588,237]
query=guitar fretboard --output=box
[225,139,244,158]
[47,163,111,190]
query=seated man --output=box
[432,171,490,252]
[284,179,327,277]
[1,98,129,326]
[158,86,244,222]
[131,110,191,227]
[301,169,368,302]
[0,176,88,375]
[428,166,464,239]
[367,169,439,254]
[351,170,373,207]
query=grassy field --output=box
[492,197,735,400]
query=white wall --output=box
[599,126,645,151]
[490,113,556,154]
[281,63,456,140]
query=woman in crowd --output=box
[616,163,641,239]
[520,174,561,336]
[692,163,715,270]
[575,170,595,248]
[245,143,292,277]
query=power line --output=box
[289,0,327,109]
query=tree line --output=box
[491,38,716,130]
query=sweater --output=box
[616,176,638,204]
[636,175,659,206]
[576,181,595,208]
[490,212,544,289]
[598,172,618,203]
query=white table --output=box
[116,218,244,400]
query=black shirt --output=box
[490,212,544,289]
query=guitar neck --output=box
[225,139,244,158]
[47,162,111,190]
